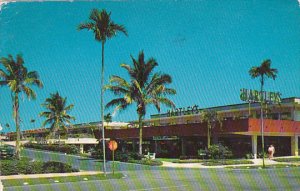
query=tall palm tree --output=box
[105,51,176,155]
[78,9,127,174]
[40,92,75,142]
[249,59,277,167]
[200,109,222,148]
[0,54,43,159]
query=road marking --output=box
[129,185,188,191]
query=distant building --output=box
[5,121,129,153]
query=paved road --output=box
[3,148,300,191]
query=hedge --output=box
[128,159,163,166]
[24,143,79,154]
[0,158,79,176]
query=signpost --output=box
[108,140,118,175]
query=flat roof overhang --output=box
[94,118,300,140]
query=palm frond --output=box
[105,98,130,109]
[78,22,94,31]
[105,85,130,95]
[21,86,36,100]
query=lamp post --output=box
[259,91,265,168]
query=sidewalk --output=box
[162,158,289,169]
[0,179,3,191]
[0,171,102,180]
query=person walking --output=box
[268,145,275,159]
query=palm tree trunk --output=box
[14,93,21,160]
[138,114,143,155]
[101,41,107,175]
[260,75,265,167]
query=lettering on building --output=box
[240,88,281,103]
[167,105,200,117]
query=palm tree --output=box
[201,109,222,148]
[0,54,43,159]
[249,59,277,167]
[104,113,112,128]
[104,113,112,123]
[78,9,127,174]
[39,92,75,142]
[105,51,176,155]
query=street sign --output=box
[108,140,118,151]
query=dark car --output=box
[0,145,14,159]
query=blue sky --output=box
[0,1,300,133]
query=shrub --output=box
[245,153,254,159]
[258,152,267,159]
[42,161,79,173]
[111,151,143,162]
[24,143,79,155]
[0,158,78,175]
[207,144,233,159]
[90,148,103,159]
[128,152,144,160]
[115,152,129,162]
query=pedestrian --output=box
[268,145,275,159]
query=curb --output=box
[0,171,103,180]
[161,158,292,169]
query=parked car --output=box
[0,145,14,159]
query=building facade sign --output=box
[153,136,179,141]
[240,88,281,103]
[167,105,200,117]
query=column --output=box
[291,136,299,156]
[132,140,136,152]
[80,144,84,154]
[181,137,186,156]
[252,135,257,159]
[213,136,218,145]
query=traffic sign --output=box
[108,140,118,151]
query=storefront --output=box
[95,97,300,158]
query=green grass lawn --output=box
[202,159,253,166]
[226,164,300,169]
[172,159,202,163]
[127,159,163,166]
[157,158,254,165]
[2,173,124,187]
[273,157,300,163]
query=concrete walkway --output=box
[0,171,102,180]
[0,179,3,191]
[162,158,290,169]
